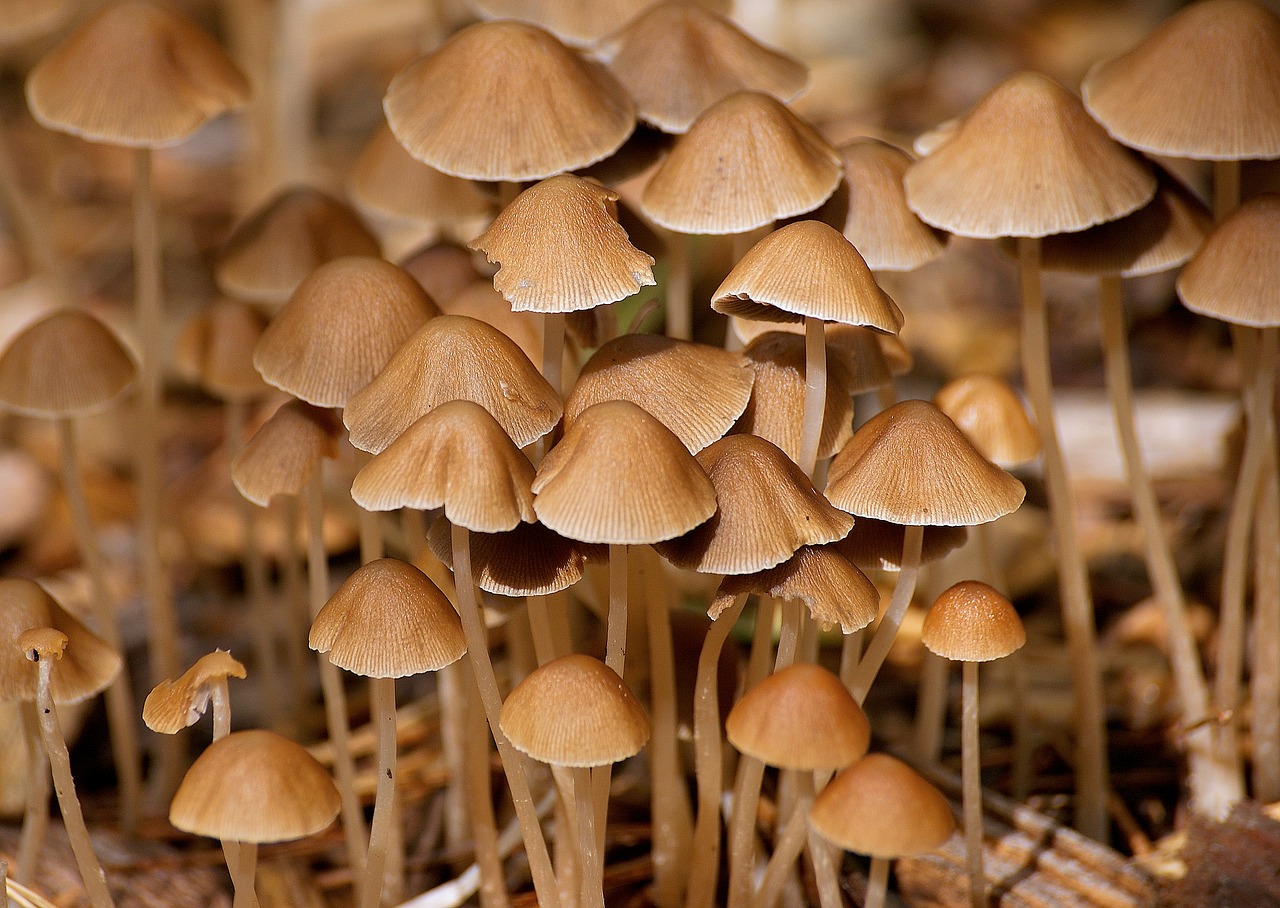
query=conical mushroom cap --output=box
[533,399,716,544]
[1081,0,1280,161]
[922,580,1026,663]
[143,650,246,734]
[170,729,341,843]
[838,138,947,271]
[25,1,249,147]
[174,300,269,400]
[384,20,635,182]
[904,72,1156,238]
[712,220,903,330]
[933,375,1039,469]
[641,91,842,234]
[596,2,806,134]
[565,333,755,453]
[832,517,967,573]
[442,280,544,365]
[809,753,956,858]
[730,323,895,395]
[726,663,870,770]
[654,435,852,574]
[351,400,536,533]
[469,175,655,313]
[711,544,878,633]
[429,516,603,597]
[500,653,649,767]
[0,578,120,704]
[469,0,729,48]
[253,257,437,408]
[231,401,341,506]
[309,558,465,678]
[826,399,1025,526]
[1177,195,1280,327]
[217,187,382,306]
[343,314,562,453]
[0,309,136,418]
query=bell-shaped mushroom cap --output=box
[826,399,1025,526]
[174,300,269,401]
[731,323,895,395]
[922,580,1026,663]
[309,558,465,678]
[654,435,852,574]
[351,400,536,533]
[25,1,249,148]
[726,663,870,770]
[170,729,341,843]
[469,0,729,48]
[641,92,842,234]
[253,257,437,408]
[838,138,947,272]
[0,0,75,46]
[471,175,655,314]
[143,650,246,734]
[0,309,137,418]
[0,578,121,704]
[500,653,649,767]
[933,375,1039,469]
[533,400,716,544]
[904,72,1156,239]
[565,333,754,453]
[1177,194,1280,328]
[441,280,544,365]
[343,314,562,453]
[832,518,968,573]
[232,401,342,507]
[596,2,806,134]
[712,220,903,330]
[429,516,603,597]
[384,21,635,182]
[711,544,878,633]
[217,187,382,306]
[1081,0,1280,161]
[809,753,956,858]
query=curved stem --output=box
[16,701,49,883]
[798,317,826,478]
[362,677,398,908]
[227,841,260,908]
[752,782,812,908]
[865,856,890,908]
[961,661,986,908]
[851,525,923,704]
[726,756,765,908]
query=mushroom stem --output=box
[961,660,986,908]
[753,773,818,908]
[440,662,471,852]
[912,651,949,764]
[280,497,310,723]
[574,766,605,908]
[275,0,311,183]
[666,233,692,341]
[726,755,766,908]
[527,595,559,665]
[356,452,385,563]
[805,772,841,908]
[226,841,259,908]
[0,115,69,305]
[851,524,924,704]
[54,416,141,834]
[1017,234,1109,840]
[798,316,826,477]
[207,675,243,879]
[1253,471,1280,802]
[838,628,865,691]
[542,312,566,397]
[773,599,803,671]
[865,856,890,908]
[744,596,776,690]
[606,544,629,677]
[16,701,49,883]
[1213,160,1240,222]
[362,676,399,908]
[462,669,510,908]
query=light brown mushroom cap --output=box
[25,1,249,148]
[343,314,562,454]
[904,71,1156,238]
[253,257,437,408]
[470,0,729,48]
[0,309,137,419]
[640,91,842,234]
[565,333,754,453]
[143,650,246,734]
[217,187,382,306]
[0,578,120,704]
[731,323,895,395]
[711,544,878,633]
[0,0,75,46]
[933,375,1039,469]
[922,580,1026,662]
[595,2,806,133]
[429,516,604,597]
[351,400,536,533]
[1081,0,1280,161]
[18,627,67,662]
[439,280,544,365]
[838,138,948,272]
[309,558,465,678]
[384,21,635,182]
[469,175,655,313]
[832,517,968,573]
[654,435,852,574]
[174,300,269,401]
[809,753,956,858]
[231,401,342,507]
[532,399,716,545]
[500,653,649,767]
[826,399,1025,526]
[170,729,341,843]
[1176,194,1280,328]
[726,663,870,770]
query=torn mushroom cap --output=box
[711,544,878,634]
[933,375,1039,469]
[428,516,603,598]
[1176,194,1280,328]
[837,138,947,272]
[231,400,342,507]
[0,309,136,419]
[921,581,1026,663]
[143,650,246,734]
[174,300,269,401]
[18,627,67,662]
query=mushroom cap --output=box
[343,314,562,454]
[838,138,948,272]
[174,300,269,401]
[500,653,649,767]
[469,175,655,313]
[933,375,1039,469]
[809,753,956,858]
[640,91,842,234]
[428,517,603,598]
[730,322,896,395]
[143,650,246,734]
[711,544,878,634]
[532,399,717,545]
[440,280,545,365]
[170,729,341,843]
[0,309,137,418]
[832,517,968,573]
[25,0,249,148]
[309,558,465,678]
[1081,0,1280,161]
[921,580,1026,662]
[470,0,730,48]
[565,333,755,454]
[726,663,870,770]
[231,401,342,507]
[18,627,68,661]
[253,257,437,408]
[384,20,635,182]
[826,399,1025,526]
[904,71,1156,239]
[1176,194,1280,327]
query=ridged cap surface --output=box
[832,518,968,572]
[143,650,246,734]
[711,544,878,633]
[1177,194,1280,327]
[933,375,1039,469]
[839,138,947,271]
[0,309,136,418]
[231,401,341,506]
[922,580,1026,662]
[429,517,603,597]
[348,123,494,226]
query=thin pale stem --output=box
[805,769,841,908]
[16,702,49,883]
[667,233,692,341]
[1213,160,1241,222]
[962,661,986,908]
[275,0,311,183]
[356,449,385,564]
[227,841,259,908]
[440,662,471,853]
[362,677,399,908]
[838,628,864,691]
[606,545,629,677]
[1254,469,1280,801]
[543,313,566,397]
[527,595,559,666]
[726,756,765,908]
[798,316,826,478]
[462,669,509,908]
[865,856,890,908]
[0,115,69,304]
[912,651,949,765]
[774,600,802,672]
[745,597,776,691]
[852,525,924,704]
[752,789,810,908]
[280,496,310,717]
[574,767,605,908]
